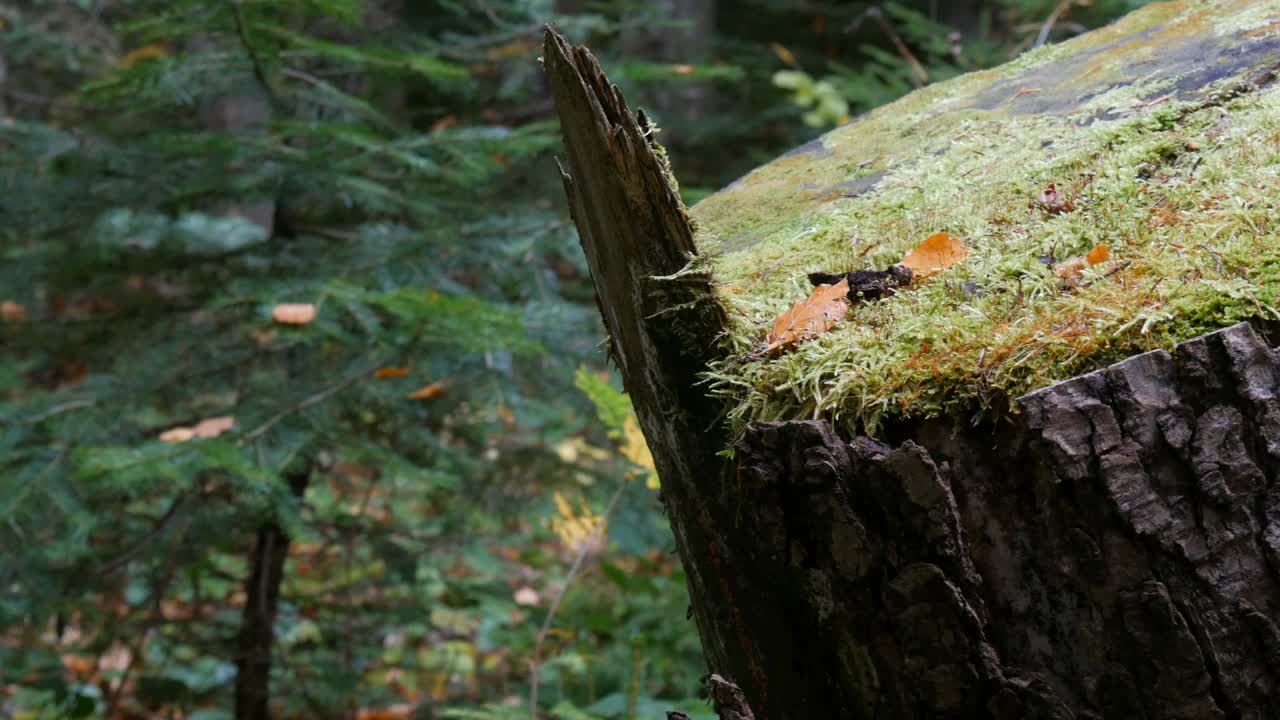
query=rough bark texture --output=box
[732,323,1280,719]
[545,6,1280,719]
[544,26,790,717]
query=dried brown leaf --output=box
[762,277,850,354]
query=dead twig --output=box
[240,366,372,442]
[858,7,929,87]
[1035,0,1076,49]
[1007,87,1042,105]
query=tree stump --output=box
[733,322,1280,719]
[545,2,1280,717]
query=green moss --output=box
[690,0,1280,435]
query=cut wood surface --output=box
[545,2,1280,717]
[693,0,1280,432]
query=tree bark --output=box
[234,468,310,720]
[731,322,1280,719]
[545,6,1280,718]
[543,24,778,715]
[190,23,276,235]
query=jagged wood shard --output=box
[545,3,1280,716]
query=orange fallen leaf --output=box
[374,367,411,379]
[272,303,316,325]
[62,655,97,679]
[1,300,29,323]
[899,232,969,279]
[1054,244,1112,286]
[1086,244,1111,266]
[761,277,850,354]
[407,380,450,400]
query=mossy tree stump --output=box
[545,2,1280,718]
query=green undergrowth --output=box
[691,0,1280,435]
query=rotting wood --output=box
[544,26,772,719]
[546,8,1280,718]
[733,323,1280,718]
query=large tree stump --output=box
[734,322,1280,719]
[545,2,1280,717]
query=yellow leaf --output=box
[620,415,658,487]
[762,277,850,354]
[120,43,168,68]
[550,491,606,554]
[899,232,969,279]
[374,367,411,379]
[272,303,317,325]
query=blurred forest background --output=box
[1,1,1149,718]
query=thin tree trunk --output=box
[623,0,717,125]
[190,25,276,235]
[234,467,310,720]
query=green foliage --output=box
[573,368,632,439]
[772,70,850,127]
[1,0,1150,718]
